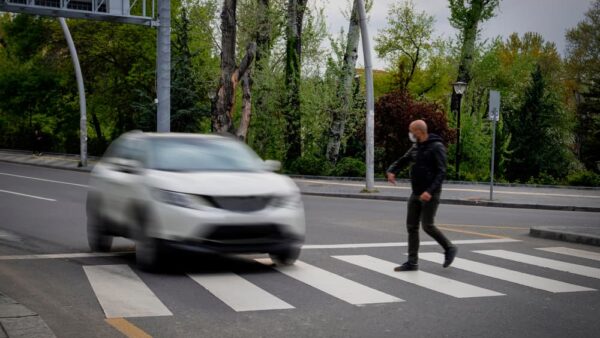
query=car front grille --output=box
[203,224,284,243]
[207,196,272,212]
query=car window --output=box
[103,137,147,167]
[149,138,263,172]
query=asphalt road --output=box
[1,162,600,338]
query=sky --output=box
[320,0,594,70]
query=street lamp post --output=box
[453,81,467,180]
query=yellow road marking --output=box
[106,318,152,338]
[437,227,509,240]
[438,223,528,230]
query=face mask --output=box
[408,132,417,143]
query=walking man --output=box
[386,119,457,271]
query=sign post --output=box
[488,90,500,200]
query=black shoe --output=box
[394,262,418,272]
[443,247,458,268]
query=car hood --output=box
[145,170,299,197]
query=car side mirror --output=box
[264,160,281,172]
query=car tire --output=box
[136,235,166,272]
[269,247,301,266]
[134,208,165,272]
[86,198,113,252]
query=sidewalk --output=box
[0,292,55,338]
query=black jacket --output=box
[386,134,447,195]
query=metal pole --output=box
[455,94,462,180]
[490,119,496,200]
[156,0,170,132]
[59,17,87,167]
[356,0,375,192]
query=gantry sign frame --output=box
[0,0,171,166]
[0,0,157,25]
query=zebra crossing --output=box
[82,246,600,318]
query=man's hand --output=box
[386,172,396,185]
[419,191,432,202]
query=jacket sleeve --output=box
[426,143,447,193]
[386,145,416,175]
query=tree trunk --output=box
[284,0,308,164]
[212,0,237,133]
[326,0,360,163]
[237,72,252,141]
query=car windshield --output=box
[149,137,264,172]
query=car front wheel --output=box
[87,202,113,252]
[269,247,301,266]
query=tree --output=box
[504,64,573,182]
[448,0,499,115]
[566,0,600,171]
[326,0,361,163]
[374,90,455,174]
[171,6,205,132]
[212,0,257,134]
[284,0,308,164]
[375,0,434,91]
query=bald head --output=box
[409,120,429,143]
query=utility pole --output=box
[357,0,375,192]
[157,0,171,132]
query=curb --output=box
[301,192,600,213]
[0,292,56,338]
[530,227,600,247]
[0,158,93,173]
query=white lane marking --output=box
[0,189,56,201]
[83,265,172,318]
[333,255,504,298]
[188,273,294,312]
[255,259,402,305]
[0,239,520,260]
[0,172,89,188]
[296,179,600,199]
[475,250,600,280]
[419,253,595,293]
[537,247,600,262]
[302,238,520,250]
[0,252,132,260]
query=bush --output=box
[526,172,560,186]
[566,170,600,187]
[331,157,366,177]
[287,155,333,176]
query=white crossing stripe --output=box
[188,273,294,312]
[255,259,403,305]
[419,253,595,293]
[302,238,520,250]
[537,247,600,262]
[333,255,504,298]
[475,250,600,280]
[0,252,132,260]
[83,265,172,318]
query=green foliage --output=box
[288,155,333,176]
[566,170,600,187]
[331,157,366,177]
[504,64,574,182]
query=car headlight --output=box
[270,193,302,209]
[152,189,214,210]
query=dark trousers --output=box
[406,193,454,264]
